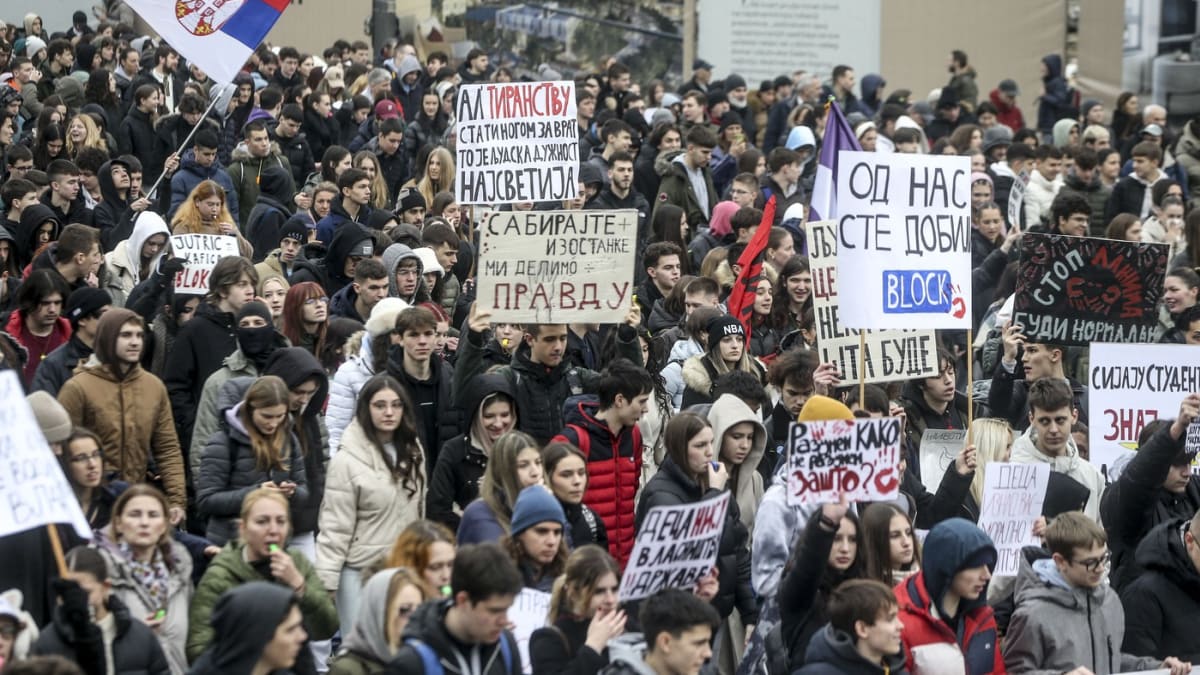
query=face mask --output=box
[237,325,276,358]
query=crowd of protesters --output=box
[1,5,1199,675]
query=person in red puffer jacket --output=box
[551,358,652,567]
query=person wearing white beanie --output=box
[326,297,409,456]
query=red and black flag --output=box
[725,195,777,342]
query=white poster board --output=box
[170,234,240,295]
[807,220,939,383]
[620,492,729,602]
[455,81,579,204]
[0,371,91,539]
[919,429,968,495]
[785,418,903,506]
[509,588,551,675]
[978,462,1049,576]
[835,151,973,330]
[1007,171,1027,227]
[477,210,637,323]
[1087,343,1199,477]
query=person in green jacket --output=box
[186,488,338,663]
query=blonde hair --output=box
[416,147,455,208]
[480,431,539,532]
[171,179,236,233]
[384,567,429,647]
[353,150,390,209]
[970,418,1014,508]
[238,487,292,536]
[65,114,107,157]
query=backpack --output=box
[406,634,515,675]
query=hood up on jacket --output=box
[258,164,293,205]
[395,55,422,83]
[92,308,142,380]
[1135,517,1200,596]
[380,242,425,300]
[1042,54,1063,82]
[708,201,738,238]
[123,211,170,284]
[189,581,296,673]
[1053,118,1078,148]
[264,346,330,419]
[922,518,997,621]
[465,371,519,452]
[97,158,131,212]
[323,224,375,288]
[707,393,766,509]
[339,568,398,664]
[861,74,886,109]
[16,204,61,267]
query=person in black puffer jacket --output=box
[542,441,609,552]
[427,372,519,530]
[245,165,295,264]
[165,256,258,453]
[33,548,170,675]
[1120,514,1200,663]
[636,413,758,628]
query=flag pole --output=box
[144,92,223,200]
[859,331,866,408]
[967,328,974,445]
[46,524,68,577]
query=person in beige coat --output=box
[316,373,426,636]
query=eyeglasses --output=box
[1069,550,1111,573]
[303,296,329,306]
[69,450,103,464]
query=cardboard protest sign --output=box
[978,462,1049,576]
[0,370,92,539]
[918,429,968,494]
[807,220,939,383]
[170,234,240,295]
[477,210,637,323]
[785,418,903,506]
[1013,233,1168,346]
[455,81,579,204]
[1007,171,1026,228]
[835,151,972,330]
[1188,421,1200,457]
[620,492,729,602]
[1089,343,1200,476]
[509,588,551,674]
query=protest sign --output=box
[1188,421,1200,456]
[509,588,551,674]
[835,151,972,330]
[0,370,91,540]
[455,81,579,204]
[477,210,637,323]
[170,234,240,295]
[808,220,939,383]
[978,462,1049,576]
[1007,171,1026,227]
[620,492,729,602]
[918,429,968,494]
[1089,343,1200,475]
[1013,233,1168,346]
[785,417,903,506]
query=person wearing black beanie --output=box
[679,314,764,407]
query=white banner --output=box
[620,492,729,602]
[918,429,968,495]
[1087,343,1200,477]
[978,462,1048,577]
[509,588,551,674]
[477,210,637,323]
[170,234,241,296]
[786,418,903,506]
[836,151,973,330]
[455,81,579,204]
[807,220,939,383]
[0,371,91,540]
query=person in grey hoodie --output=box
[1003,512,1187,674]
[380,242,430,305]
[390,54,425,123]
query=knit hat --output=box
[982,125,1013,154]
[396,188,426,213]
[970,171,993,188]
[510,484,566,536]
[706,315,745,352]
[413,247,443,278]
[797,395,854,422]
[65,287,111,329]
[24,36,45,57]
[237,299,274,325]
[719,111,743,133]
[365,297,409,337]
[998,79,1020,97]
[27,391,72,443]
[724,73,747,92]
[279,216,308,244]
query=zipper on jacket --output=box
[1087,594,1096,670]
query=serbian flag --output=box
[808,96,863,222]
[725,196,776,342]
[125,0,290,85]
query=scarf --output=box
[118,540,170,610]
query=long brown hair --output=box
[354,374,423,496]
[860,503,921,586]
[480,431,539,532]
[663,412,712,490]
[237,376,293,472]
[548,545,620,621]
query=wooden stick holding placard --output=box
[46,525,68,576]
[967,328,974,444]
[859,331,866,406]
